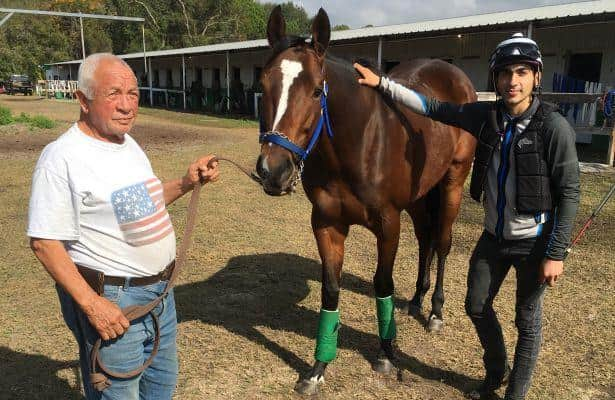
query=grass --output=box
[137,106,259,130]
[0,106,13,125]
[14,113,56,129]
[0,105,56,130]
[0,99,613,400]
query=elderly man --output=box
[27,53,219,399]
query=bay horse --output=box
[256,6,477,395]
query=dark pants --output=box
[465,231,547,400]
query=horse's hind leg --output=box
[408,193,438,318]
[371,208,401,374]
[294,214,348,396]
[427,167,467,333]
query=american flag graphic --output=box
[111,178,173,246]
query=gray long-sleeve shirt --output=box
[379,76,580,260]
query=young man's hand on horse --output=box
[539,258,564,286]
[84,296,131,340]
[353,63,381,88]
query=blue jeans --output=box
[465,231,547,400]
[57,281,178,400]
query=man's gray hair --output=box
[78,53,133,100]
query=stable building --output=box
[47,0,615,116]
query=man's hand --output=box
[539,258,564,287]
[182,154,220,191]
[83,295,130,341]
[353,63,381,88]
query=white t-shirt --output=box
[27,123,176,277]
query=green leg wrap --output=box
[376,296,397,340]
[315,309,340,363]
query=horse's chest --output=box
[308,182,371,225]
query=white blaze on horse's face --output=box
[272,59,304,132]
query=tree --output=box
[261,2,311,36]
[0,0,314,79]
[333,24,350,31]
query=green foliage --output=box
[0,108,56,129]
[333,24,351,31]
[261,2,311,36]
[15,113,57,129]
[0,1,316,79]
[0,106,14,126]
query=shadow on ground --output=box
[175,252,480,393]
[0,346,81,399]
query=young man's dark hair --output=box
[354,33,580,400]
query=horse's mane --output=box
[266,35,383,81]
[266,35,310,65]
[320,54,387,98]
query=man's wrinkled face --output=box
[82,60,139,140]
[496,63,541,109]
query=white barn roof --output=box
[332,0,615,40]
[50,0,615,65]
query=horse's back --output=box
[382,59,477,202]
[387,58,477,103]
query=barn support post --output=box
[148,57,153,107]
[142,24,147,74]
[377,36,383,69]
[608,124,615,166]
[527,22,534,39]
[226,51,231,112]
[182,54,187,110]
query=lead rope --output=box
[90,156,262,391]
[215,156,263,185]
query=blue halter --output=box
[259,81,334,162]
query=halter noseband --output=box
[259,81,334,165]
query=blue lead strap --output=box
[260,132,307,159]
[260,81,334,162]
[303,82,333,159]
[322,85,334,139]
[304,115,325,159]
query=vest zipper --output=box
[495,120,515,241]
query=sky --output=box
[258,0,585,28]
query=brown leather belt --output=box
[76,261,175,295]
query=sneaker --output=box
[465,365,511,400]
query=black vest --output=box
[469,101,557,214]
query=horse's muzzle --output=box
[256,154,296,196]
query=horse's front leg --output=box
[372,208,401,374]
[294,213,348,396]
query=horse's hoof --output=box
[373,348,396,375]
[294,376,323,396]
[372,356,395,374]
[426,314,444,333]
[408,303,422,317]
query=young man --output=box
[28,53,219,399]
[354,33,580,399]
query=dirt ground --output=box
[0,96,613,399]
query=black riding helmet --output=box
[489,33,543,73]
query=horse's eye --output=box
[313,88,323,98]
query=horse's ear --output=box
[311,8,331,56]
[267,5,286,48]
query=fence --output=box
[37,80,78,99]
